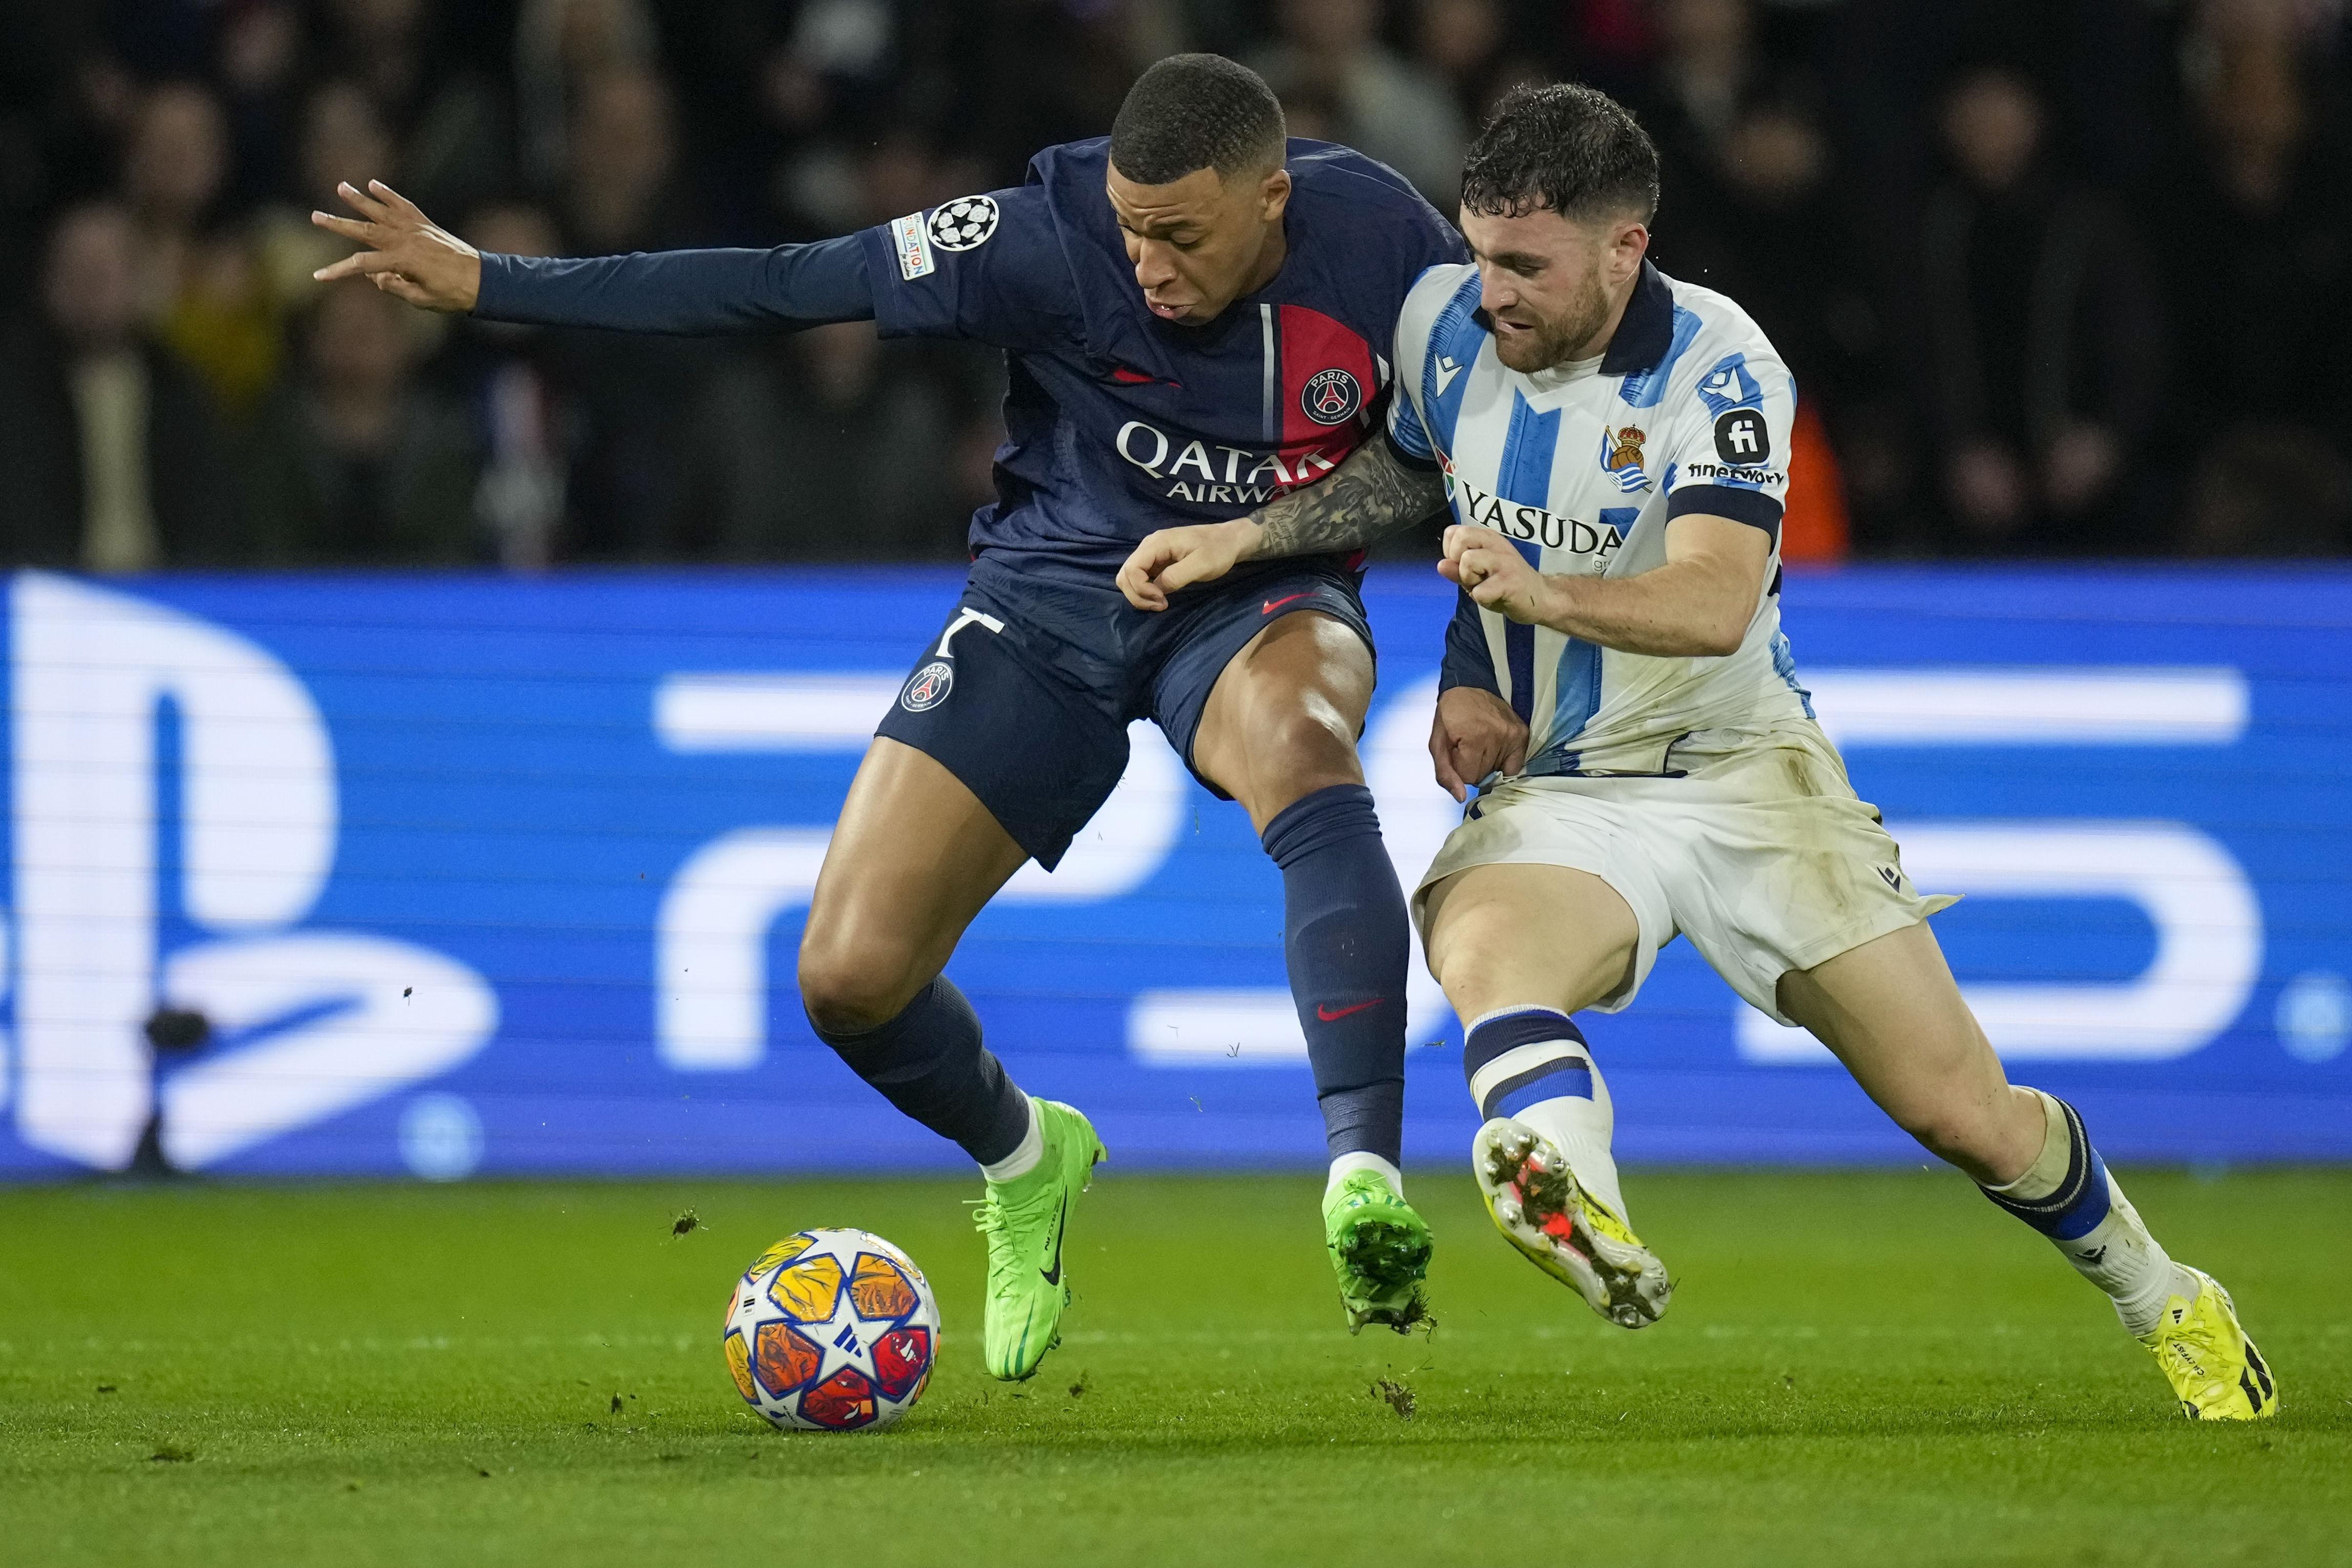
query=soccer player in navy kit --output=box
[314,55,1464,1378]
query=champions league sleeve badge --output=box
[927,196,1000,252]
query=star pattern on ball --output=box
[803,1270,896,1386]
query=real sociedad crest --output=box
[1301,368,1363,426]
[1599,423,1652,493]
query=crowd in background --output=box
[2,0,2347,571]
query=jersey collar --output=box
[1599,261,1673,377]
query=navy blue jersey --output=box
[854,138,1465,580]
[473,137,1466,583]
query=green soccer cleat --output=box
[2139,1266,2278,1420]
[1474,1117,1671,1329]
[971,1097,1105,1381]
[1322,1169,1433,1334]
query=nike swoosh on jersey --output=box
[1315,999,1384,1022]
[1434,356,1464,395]
[1262,591,1312,615]
[1040,1192,1069,1285]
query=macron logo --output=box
[1434,356,1464,396]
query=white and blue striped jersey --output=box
[1389,260,1813,776]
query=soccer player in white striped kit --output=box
[1119,82,2274,1419]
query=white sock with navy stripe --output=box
[1462,1006,1628,1225]
[1980,1088,2193,1338]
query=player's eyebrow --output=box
[1478,247,1548,274]
[1114,211,1205,241]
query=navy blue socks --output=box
[1261,783,1411,1174]
[810,976,1033,1166]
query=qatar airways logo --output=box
[1444,467,1625,561]
[1114,421,1345,506]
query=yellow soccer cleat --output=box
[2139,1267,2278,1420]
[1472,1118,1670,1329]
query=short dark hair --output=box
[1460,82,1659,223]
[1110,54,1286,185]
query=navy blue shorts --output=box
[875,554,1374,868]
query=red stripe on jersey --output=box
[1264,304,1378,498]
[1277,304,1378,447]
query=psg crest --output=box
[1300,367,1363,426]
[899,660,955,712]
[927,196,999,252]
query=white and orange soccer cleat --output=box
[1473,1117,1671,1329]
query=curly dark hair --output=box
[1110,54,1286,185]
[1460,82,1658,223]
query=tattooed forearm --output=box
[1245,437,1448,558]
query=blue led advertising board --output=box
[3,565,2346,1180]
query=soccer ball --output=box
[722,1228,939,1431]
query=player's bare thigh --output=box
[1190,610,1374,832]
[1420,863,1642,1020]
[1774,919,2042,1184]
[796,736,1028,1034]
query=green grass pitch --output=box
[4,1169,2348,1566]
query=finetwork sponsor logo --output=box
[1113,419,1344,505]
[1679,460,1787,486]
[1714,407,1771,465]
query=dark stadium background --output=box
[1,0,2348,1184]
[6,0,2348,566]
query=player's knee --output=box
[796,931,923,1037]
[1893,1099,2002,1170]
[1242,705,1360,801]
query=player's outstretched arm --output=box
[311,180,875,334]
[1116,437,1446,611]
[1440,513,1770,658]
[311,180,481,311]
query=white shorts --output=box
[1409,719,1955,1025]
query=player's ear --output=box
[1608,218,1649,282]
[1256,166,1293,223]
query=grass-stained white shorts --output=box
[1409,718,1955,1026]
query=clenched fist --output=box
[1438,523,1557,625]
[1429,685,1529,801]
